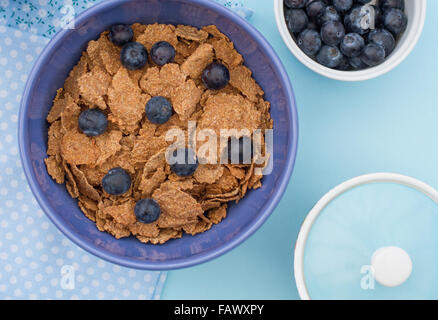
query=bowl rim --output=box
[18,0,299,270]
[273,0,427,81]
[294,172,438,299]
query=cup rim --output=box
[294,172,438,299]
[18,0,299,270]
[274,0,427,81]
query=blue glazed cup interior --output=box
[19,0,298,270]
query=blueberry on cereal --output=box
[78,109,108,137]
[150,41,176,66]
[227,136,253,165]
[202,62,230,90]
[120,42,148,70]
[170,148,198,177]
[146,96,173,124]
[102,167,131,195]
[134,199,161,224]
[108,24,133,46]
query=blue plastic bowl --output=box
[18,0,298,270]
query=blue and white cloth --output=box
[0,0,249,300]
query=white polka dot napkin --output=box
[0,0,249,300]
[0,0,165,300]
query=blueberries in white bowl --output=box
[361,42,386,66]
[317,6,341,26]
[317,45,344,68]
[321,21,345,46]
[383,8,407,35]
[368,28,395,55]
[285,0,308,9]
[340,33,365,57]
[297,29,322,56]
[284,0,408,71]
[285,9,309,33]
[344,5,373,35]
[380,0,404,11]
[306,0,326,18]
[333,0,353,13]
[349,55,368,69]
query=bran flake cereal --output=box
[44,23,272,244]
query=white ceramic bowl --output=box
[294,173,438,299]
[274,0,427,81]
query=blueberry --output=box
[317,6,341,26]
[380,0,405,12]
[349,56,368,69]
[320,21,345,46]
[383,8,407,36]
[297,29,322,56]
[202,62,230,90]
[340,32,365,57]
[120,42,148,70]
[102,167,131,195]
[227,137,253,165]
[344,5,373,35]
[150,41,176,66]
[307,20,319,30]
[332,0,353,13]
[361,43,386,66]
[78,109,108,137]
[108,24,133,46]
[372,5,384,28]
[306,0,326,18]
[355,0,371,4]
[316,45,343,68]
[170,148,198,177]
[146,96,173,124]
[285,9,309,34]
[368,28,395,56]
[284,0,307,9]
[336,55,351,71]
[134,199,161,224]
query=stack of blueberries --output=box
[284,0,408,70]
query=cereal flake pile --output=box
[44,23,273,244]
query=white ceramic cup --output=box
[274,0,427,81]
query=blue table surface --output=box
[162,0,438,299]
